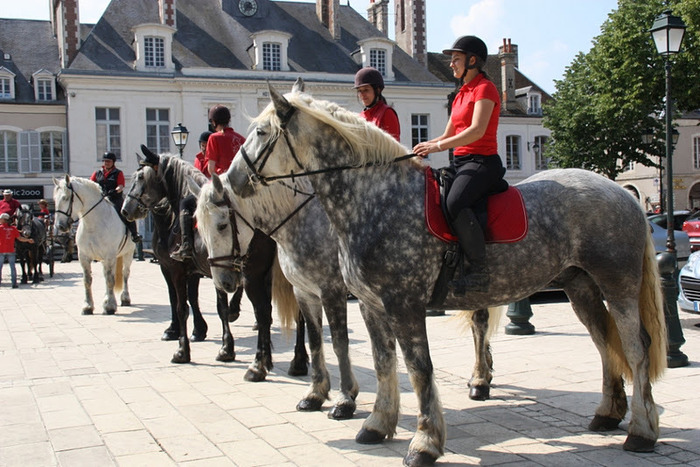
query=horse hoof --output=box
[244,369,266,382]
[162,329,179,341]
[190,332,207,342]
[296,398,324,412]
[588,415,621,432]
[216,351,235,362]
[469,384,490,401]
[356,428,386,445]
[328,403,355,420]
[171,352,191,364]
[287,361,309,377]
[121,300,131,306]
[228,310,240,323]
[403,450,437,467]
[623,434,656,452]
[103,309,116,315]
[82,308,93,315]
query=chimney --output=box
[394,0,427,67]
[52,0,81,68]
[367,0,390,36]
[159,0,176,28]
[498,38,518,111]
[317,0,340,40]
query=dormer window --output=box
[133,24,175,72]
[528,93,541,115]
[32,70,56,102]
[0,67,16,100]
[250,31,291,71]
[354,37,395,81]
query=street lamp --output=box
[650,9,689,368]
[171,123,189,158]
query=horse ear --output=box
[140,144,160,166]
[292,77,304,93]
[52,176,59,186]
[211,173,224,195]
[269,82,293,123]
[64,174,70,184]
[186,176,201,198]
[136,153,144,165]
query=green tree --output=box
[543,0,700,179]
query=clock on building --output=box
[239,0,258,17]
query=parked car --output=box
[649,221,691,265]
[682,210,700,252]
[648,210,691,231]
[678,250,700,314]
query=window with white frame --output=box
[96,107,121,160]
[0,130,18,173]
[411,114,428,148]
[144,36,165,68]
[694,136,700,170]
[146,108,170,154]
[36,78,53,101]
[262,42,281,71]
[534,135,549,170]
[19,131,41,173]
[528,93,541,115]
[0,67,16,99]
[370,48,387,76]
[41,131,65,172]
[505,135,521,170]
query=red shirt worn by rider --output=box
[90,166,126,187]
[0,198,21,217]
[450,73,500,156]
[205,127,246,175]
[0,223,21,253]
[360,101,400,141]
[194,151,210,178]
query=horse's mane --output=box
[253,92,423,170]
[157,154,209,206]
[65,175,103,195]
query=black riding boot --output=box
[449,208,489,294]
[127,221,141,243]
[171,210,193,261]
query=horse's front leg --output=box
[171,270,191,364]
[101,259,118,315]
[119,254,133,306]
[188,275,208,341]
[215,289,235,362]
[468,308,494,400]
[295,298,330,412]
[244,279,273,382]
[288,312,309,376]
[324,294,358,420]
[79,255,94,314]
[161,266,180,341]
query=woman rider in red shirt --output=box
[413,36,506,293]
[353,67,400,141]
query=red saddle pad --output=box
[424,166,528,244]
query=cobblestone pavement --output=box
[1,259,699,466]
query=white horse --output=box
[53,175,134,314]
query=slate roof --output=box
[428,51,553,116]
[0,19,64,103]
[66,0,442,85]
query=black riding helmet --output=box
[443,35,488,81]
[199,131,213,144]
[103,152,117,161]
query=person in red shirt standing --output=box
[0,189,22,222]
[353,67,400,141]
[0,212,35,288]
[90,152,141,242]
[205,105,246,176]
[413,36,505,294]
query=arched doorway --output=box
[688,182,700,209]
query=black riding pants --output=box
[445,154,506,221]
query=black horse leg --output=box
[161,266,180,341]
[215,289,236,362]
[228,285,243,322]
[243,276,273,382]
[171,268,191,364]
[288,313,309,376]
[188,275,208,341]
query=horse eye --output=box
[217,223,227,232]
[256,127,266,136]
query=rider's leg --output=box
[171,195,196,261]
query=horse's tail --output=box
[114,256,124,294]
[271,254,299,334]
[606,230,667,382]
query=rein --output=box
[55,183,107,222]
[206,191,245,273]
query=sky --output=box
[2,0,619,95]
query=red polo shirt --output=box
[451,73,500,156]
[205,127,246,175]
[0,223,21,253]
[360,101,401,141]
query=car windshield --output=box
[686,210,700,222]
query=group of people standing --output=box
[87,34,502,294]
[0,189,36,288]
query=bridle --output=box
[55,183,105,223]
[205,189,246,273]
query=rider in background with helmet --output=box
[354,67,401,141]
[413,35,506,294]
[90,152,142,243]
[194,131,213,178]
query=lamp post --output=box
[171,123,189,158]
[650,9,689,368]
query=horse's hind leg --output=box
[563,273,628,432]
[468,308,494,401]
[79,255,94,315]
[296,298,331,412]
[324,294,358,420]
[188,276,208,341]
[120,253,133,306]
[288,313,309,376]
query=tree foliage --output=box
[543,0,700,179]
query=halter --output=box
[205,190,246,273]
